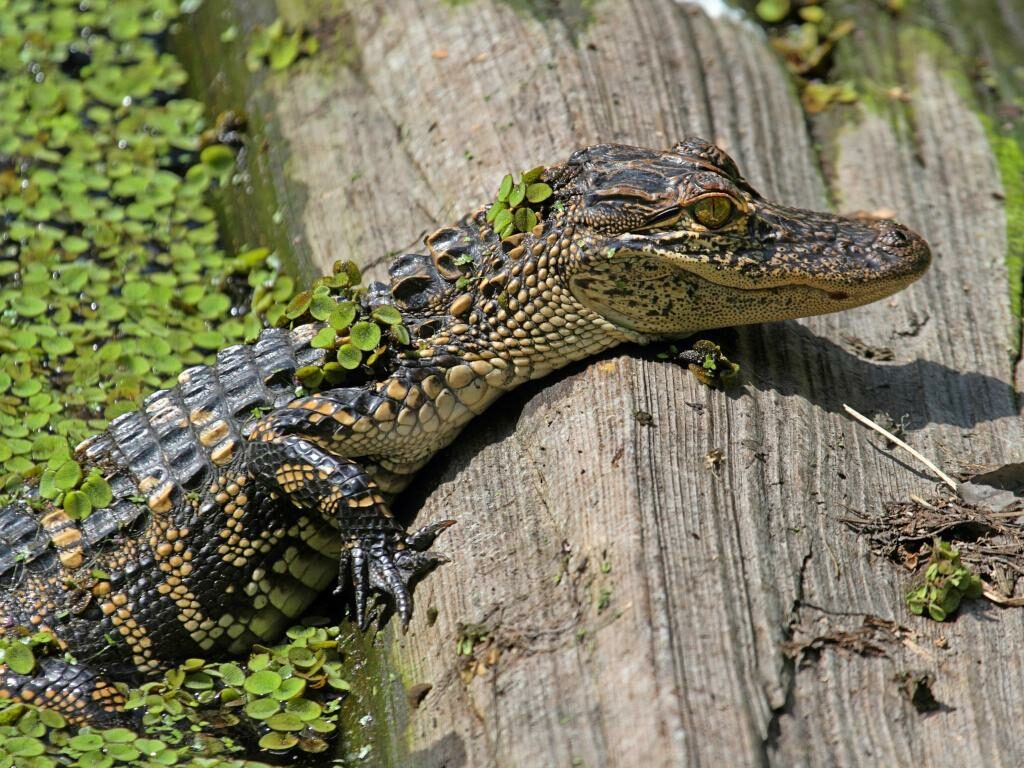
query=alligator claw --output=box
[336,520,454,630]
[406,519,456,551]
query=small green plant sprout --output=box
[245,18,320,72]
[485,166,553,240]
[906,538,984,622]
[271,260,411,390]
[672,340,740,388]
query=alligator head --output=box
[544,138,931,338]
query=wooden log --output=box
[176,1,1024,764]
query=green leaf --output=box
[521,166,545,184]
[349,322,382,351]
[272,676,307,701]
[526,182,552,203]
[42,335,75,356]
[328,302,357,330]
[107,743,141,761]
[245,669,283,695]
[309,293,336,321]
[258,732,298,750]
[243,313,263,342]
[285,291,312,319]
[391,324,411,346]
[508,182,526,208]
[63,490,92,520]
[135,738,167,756]
[755,0,790,22]
[338,260,362,285]
[102,727,137,743]
[310,327,337,349]
[197,292,231,317]
[514,207,538,233]
[269,32,302,70]
[81,473,113,509]
[336,344,362,370]
[799,6,825,22]
[286,698,322,720]
[2,642,36,675]
[38,707,66,728]
[492,209,512,234]
[5,735,44,757]
[497,174,513,202]
[38,469,59,500]
[69,733,105,751]
[296,366,324,389]
[245,697,281,720]
[184,671,214,689]
[193,330,226,349]
[267,711,305,732]
[371,305,403,325]
[219,662,246,687]
[12,379,42,398]
[485,202,506,223]
[54,459,83,491]
[200,145,236,174]
[964,575,983,599]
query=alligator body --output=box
[0,140,931,723]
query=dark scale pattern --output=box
[0,139,931,723]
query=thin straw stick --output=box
[842,404,959,492]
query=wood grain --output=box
[181,0,1024,765]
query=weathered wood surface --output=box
[179,1,1024,765]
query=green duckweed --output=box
[485,165,552,239]
[1,621,351,764]
[0,0,301,498]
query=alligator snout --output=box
[861,218,932,280]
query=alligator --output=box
[0,139,931,724]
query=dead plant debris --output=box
[782,614,916,665]
[842,472,1024,611]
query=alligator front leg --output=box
[245,430,452,628]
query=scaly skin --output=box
[0,140,930,723]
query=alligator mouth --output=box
[664,256,927,298]
[571,267,897,338]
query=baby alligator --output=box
[0,139,931,722]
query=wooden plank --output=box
[178,0,1024,764]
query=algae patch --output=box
[987,126,1024,337]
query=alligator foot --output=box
[339,519,455,630]
[247,431,456,629]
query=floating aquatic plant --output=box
[0,0,298,494]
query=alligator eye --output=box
[692,196,734,229]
